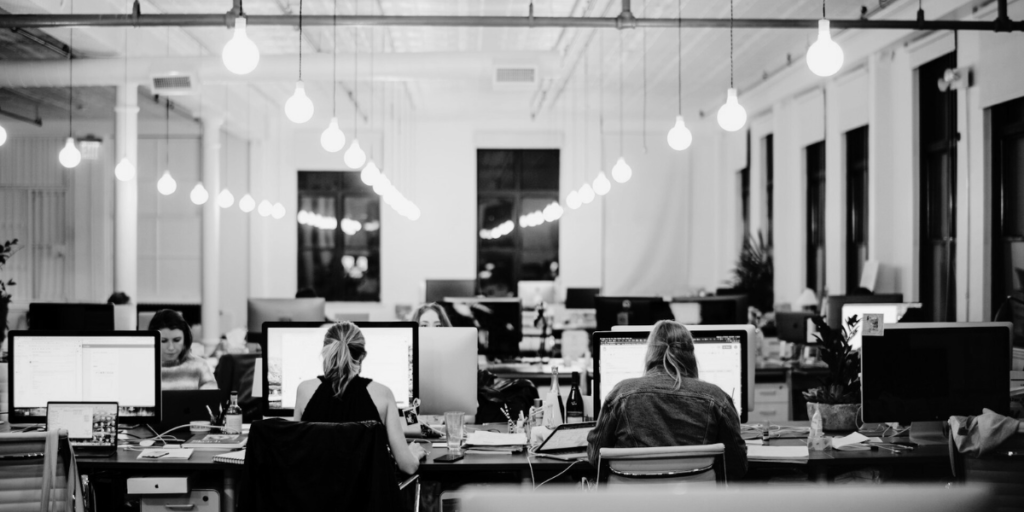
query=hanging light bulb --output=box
[717,88,747,132]
[258,199,273,217]
[0,123,7,147]
[239,193,256,213]
[408,204,421,221]
[284,81,314,124]
[612,157,633,184]
[157,170,177,196]
[320,117,346,152]
[344,139,367,169]
[372,174,391,196]
[271,202,286,220]
[807,19,844,77]
[579,183,595,204]
[566,190,581,210]
[667,115,693,151]
[222,17,260,75]
[114,156,136,181]
[218,188,235,209]
[190,183,209,205]
[58,137,81,169]
[360,160,380,186]
[593,172,612,196]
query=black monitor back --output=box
[138,303,202,326]
[565,288,601,309]
[439,300,521,358]
[28,303,114,331]
[594,297,674,331]
[426,280,477,303]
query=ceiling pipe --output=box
[0,14,1020,31]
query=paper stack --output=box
[465,432,528,453]
[746,445,810,464]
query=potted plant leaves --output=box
[0,239,18,346]
[802,315,861,431]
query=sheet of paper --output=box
[137,448,194,460]
[832,432,869,449]
[746,445,809,460]
[465,431,527,447]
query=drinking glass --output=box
[444,411,465,454]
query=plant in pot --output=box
[0,239,18,348]
[802,315,861,431]
[729,231,774,320]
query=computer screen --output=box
[9,331,161,423]
[439,299,522,357]
[840,303,921,350]
[824,294,903,330]
[137,303,202,326]
[425,280,476,304]
[593,329,747,421]
[565,288,600,309]
[594,297,674,332]
[517,281,556,309]
[28,303,114,332]
[861,322,1011,423]
[247,298,326,333]
[263,322,418,415]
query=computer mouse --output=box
[139,440,155,447]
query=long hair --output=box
[412,303,452,327]
[148,309,193,362]
[644,320,699,388]
[321,321,367,399]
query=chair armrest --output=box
[600,443,725,460]
[398,474,420,490]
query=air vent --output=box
[493,66,538,91]
[150,73,197,96]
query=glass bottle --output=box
[224,391,243,435]
[565,372,584,423]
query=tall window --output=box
[297,171,381,301]
[477,149,560,297]
[992,96,1024,310]
[846,126,869,291]
[739,167,750,239]
[919,53,958,321]
[764,134,775,246]
[806,141,826,296]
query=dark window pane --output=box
[479,251,515,298]
[521,150,560,191]
[478,197,516,249]
[478,150,518,191]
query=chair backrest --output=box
[599,444,726,487]
[0,431,82,512]
[950,433,1024,512]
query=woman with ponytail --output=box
[294,321,425,474]
[586,320,747,480]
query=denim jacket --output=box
[586,368,748,480]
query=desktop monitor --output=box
[247,298,326,333]
[824,294,902,330]
[28,303,114,332]
[594,297,674,332]
[8,331,162,424]
[439,298,522,358]
[593,325,752,423]
[262,322,418,416]
[861,322,1011,443]
[425,280,476,304]
[565,288,601,310]
[137,303,202,326]
[517,281,557,310]
[840,303,922,350]
[669,295,749,325]
[418,327,478,416]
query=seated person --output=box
[412,303,452,328]
[294,321,426,475]
[150,309,218,391]
[587,320,747,480]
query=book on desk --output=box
[183,433,248,451]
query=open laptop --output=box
[534,422,596,461]
[158,390,227,433]
[46,402,119,457]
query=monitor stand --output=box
[909,421,946,445]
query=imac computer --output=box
[425,280,476,304]
[824,294,902,330]
[565,288,601,310]
[8,331,162,424]
[263,322,418,416]
[840,303,922,350]
[439,298,522,358]
[247,298,326,345]
[28,303,114,332]
[594,297,675,332]
[861,322,1012,444]
[594,324,753,423]
[517,281,557,310]
[669,295,750,325]
[418,327,478,416]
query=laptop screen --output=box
[47,402,118,448]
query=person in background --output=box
[586,320,747,480]
[412,303,452,328]
[107,292,131,305]
[149,309,218,391]
[294,322,425,475]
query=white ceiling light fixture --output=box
[59,14,81,169]
[360,159,380,186]
[190,183,209,205]
[284,0,314,124]
[321,117,345,152]
[343,1,365,170]
[807,1,844,77]
[717,0,747,132]
[239,193,256,213]
[593,172,611,196]
[320,0,346,152]
[114,1,135,180]
[345,140,367,169]
[258,199,273,217]
[667,0,692,152]
[157,170,177,195]
[59,137,82,169]
[271,202,286,220]
[218,188,235,209]
[222,13,260,75]
[611,157,632,184]
[579,183,596,204]
[566,190,581,210]
[0,123,7,147]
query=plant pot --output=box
[806,402,860,432]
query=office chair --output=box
[598,444,727,488]
[949,432,1024,512]
[0,430,86,512]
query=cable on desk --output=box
[535,460,580,489]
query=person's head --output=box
[148,309,193,365]
[295,287,319,298]
[107,292,131,305]
[644,320,699,387]
[321,321,367,398]
[412,303,452,328]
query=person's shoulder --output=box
[366,380,394,400]
[297,378,321,393]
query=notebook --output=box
[214,450,246,465]
[533,422,596,461]
[746,445,809,464]
[183,433,249,451]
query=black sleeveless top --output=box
[301,376,381,424]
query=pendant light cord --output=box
[353,0,358,139]
[165,100,170,171]
[822,0,826,19]
[123,0,129,147]
[332,0,337,116]
[642,1,647,153]
[584,48,589,178]
[729,0,734,89]
[370,15,375,159]
[677,0,682,115]
[619,30,624,156]
[298,0,303,81]
[68,0,73,139]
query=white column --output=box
[202,117,224,347]
[114,84,140,300]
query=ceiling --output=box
[0,0,894,126]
